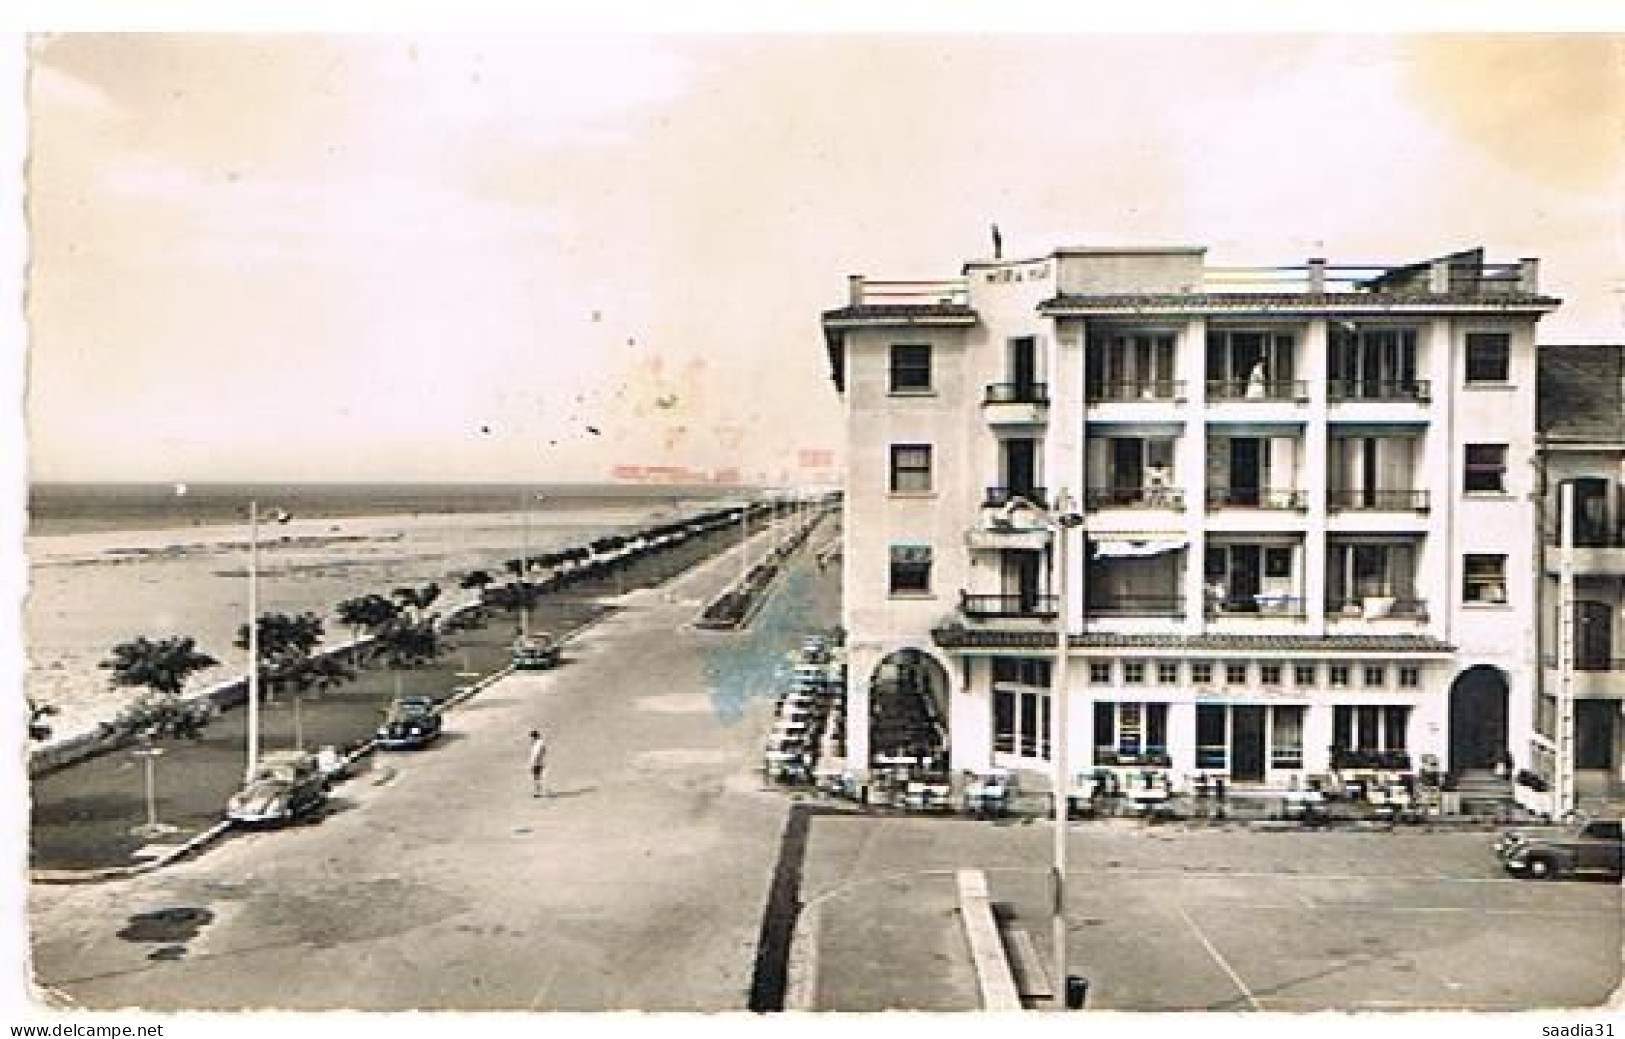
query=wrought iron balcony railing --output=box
[1205,596,1307,619]
[1328,378,1431,403]
[984,486,1049,509]
[960,592,1060,620]
[1206,487,1307,510]
[1085,486,1186,510]
[1087,379,1185,403]
[1325,597,1429,620]
[1085,594,1185,617]
[983,382,1050,406]
[1328,489,1431,512]
[1205,379,1310,402]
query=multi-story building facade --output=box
[822,244,1560,791]
[1534,344,1625,812]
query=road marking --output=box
[1174,902,1261,1012]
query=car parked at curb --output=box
[511,633,561,670]
[1496,818,1623,880]
[227,750,329,826]
[375,695,443,750]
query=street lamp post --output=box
[131,743,174,839]
[520,492,545,638]
[1048,492,1083,1009]
[246,500,261,784]
[245,501,290,783]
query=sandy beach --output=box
[23,501,703,745]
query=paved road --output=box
[798,814,1625,1011]
[29,518,838,1011]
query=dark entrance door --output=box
[1571,477,1611,546]
[1448,666,1509,772]
[1230,438,1262,507]
[1004,438,1037,500]
[1112,439,1142,504]
[1576,600,1614,669]
[1576,700,1617,771]
[1010,337,1037,394]
[1231,705,1266,782]
[1227,546,1262,612]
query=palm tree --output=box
[336,593,401,643]
[99,635,220,740]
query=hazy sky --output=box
[20,33,1625,484]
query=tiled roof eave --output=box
[821,305,978,327]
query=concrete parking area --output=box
[795,814,1623,1011]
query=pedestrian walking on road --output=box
[529,729,548,798]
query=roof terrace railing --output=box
[1202,258,1535,295]
[847,275,971,307]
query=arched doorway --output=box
[868,649,951,768]
[1448,665,1510,772]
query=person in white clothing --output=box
[529,729,548,797]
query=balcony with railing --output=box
[1541,653,1625,697]
[1207,487,1307,511]
[967,492,1054,552]
[1327,489,1431,512]
[1325,597,1429,622]
[1206,379,1310,403]
[1087,379,1186,405]
[982,381,1050,427]
[1543,518,1625,575]
[1328,378,1432,404]
[1085,486,1186,511]
[1201,255,1539,297]
[1206,596,1307,621]
[1085,593,1185,618]
[984,486,1050,509]
[959,592,1059,621]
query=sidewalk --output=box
[28,519,751,876]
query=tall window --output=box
[1465,332,1511,384]
[993,683,1050,759]
[1463,554,1508,604]
[1464,444,1508,494]
[888,544,932,594]
[1332,705,1410,752]
[889,344,932,393]
[889,444,933,493]
[1093,702,1169,762]
[1086,330,1177,400]
[1329,327,1420,400]
[1270,706,1305,769]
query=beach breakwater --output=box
[27,501,778,779]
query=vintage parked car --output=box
[1496,818,1623,880]
[511,633,561,670]
[227,749,329,825]
[375,695,443,750]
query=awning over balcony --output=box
[1092,538,1186,559]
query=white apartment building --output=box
[821,244,1560,791]
[1535,344,1625,810]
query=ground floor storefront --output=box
[842,638,1542,790]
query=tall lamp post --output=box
[245,501,290,783]
[1044,492,1084,1008]
[520,492,545,638]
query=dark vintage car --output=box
[227,750,329,825]
[1496,818,1623,880]
[511,633,561,670]
[375,695,443,750]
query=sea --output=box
[21,482,742,746]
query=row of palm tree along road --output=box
[29,501,787,872]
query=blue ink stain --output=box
[701,563,820,723]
